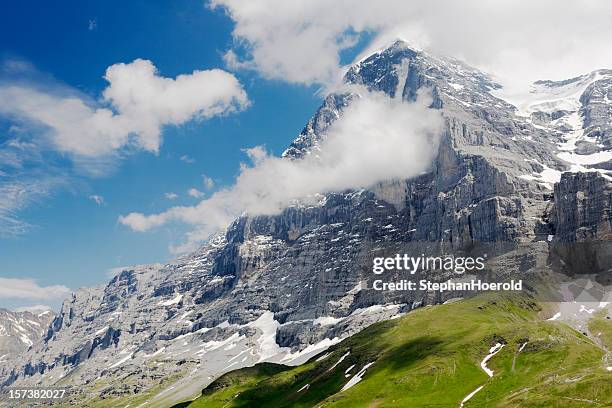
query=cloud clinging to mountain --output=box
[213,0,612,90]
[120,88,443,252]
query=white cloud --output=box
[0,59,248,233]
[0,180,38,236]
[0,59,249,157]
[0,277,71,301]
[0,133,72,236]
[120,88,442,251]
[188,188,205,198]
[165,192,179,200]
[89,194,105,205]
[202,175,215,189]
[0,173,65,237]
[14,304,53,313]
[212,0,612,89]
[180,154,195,164]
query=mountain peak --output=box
[351,38,421,70]
[385,37,420,52]
[2,36,611,408]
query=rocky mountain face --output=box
[1,40,610,407]
[0,308,53,359]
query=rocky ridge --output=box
[1,40,610,407]
[0,308,53,359]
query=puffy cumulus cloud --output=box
[120,88,443,251]
[0,60,248,233]
[0,277,71,301]
[188,188,205,198]
[211,0,612,89]
[0,59,249,157]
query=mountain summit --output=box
[1,40,610,407]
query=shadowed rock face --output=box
[1,40,610,405]
[552,172,612,242]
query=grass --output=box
[588,310,612,350]
[176,293,611,408]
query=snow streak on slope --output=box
[459,343,504,408]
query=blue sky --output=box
[0,0,324,310]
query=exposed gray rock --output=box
[282,93,354,159]
[0,309,54,359]
[574,140,602,155]
[1,40,610,407]
[580,70,612,148]
[552,172,612,242]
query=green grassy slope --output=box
[177,294,611,408]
